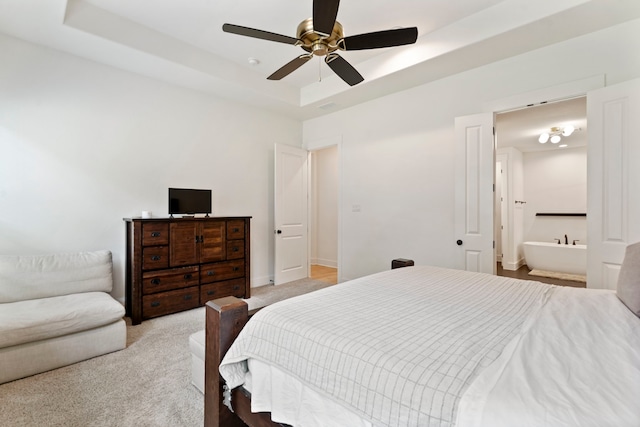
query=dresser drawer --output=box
[226,220,245,240]
[142,286,199,319]
[142,246,169,270]
[142,222,169,246]
[200,278,245,303]
[142,266,199,295]
[200,260,245,284]
[226,239,245,260]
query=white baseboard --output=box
[311,258,337,268]
[251,274,273,288]
[501,257,526,271]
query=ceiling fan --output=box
[222,0,418,86]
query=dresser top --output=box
[123,216,252,222]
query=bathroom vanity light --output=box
[539,125,575,144]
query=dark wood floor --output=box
[497,263,586,288]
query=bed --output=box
[204,244,640,427]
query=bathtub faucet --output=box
[565,234,568,245]
[554,238,561,244]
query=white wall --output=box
[523,146,587,246]
[3,17,639,294]
[310,146,338,267]
[498,147,526,270]
[303,19,640,282]
[0,34,302,303]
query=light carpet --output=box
[528,269,587,283]
[0,278,334,427]
[243,277,334,311]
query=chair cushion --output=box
[617,241,640,317]
[189,329,205,361]
[0,251,113,303]
[0,292,125,348]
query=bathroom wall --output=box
[498,147,525,270]
[523,146,588,245]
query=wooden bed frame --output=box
[204,297,285,427]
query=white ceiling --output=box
[496,97,587,153]
[1,0,639,123]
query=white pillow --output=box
[617,241,640,317]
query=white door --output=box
[274,144,309,285]
[587,78,640,289]
[454,113,495,273]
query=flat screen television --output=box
[168,188,212,216]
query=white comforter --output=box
[220,266,552,426]
[219,266,640,426]
[457,286,640,427]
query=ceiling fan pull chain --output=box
[318,56,322,82]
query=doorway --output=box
[309,145,338,285]
[494,97,588,286]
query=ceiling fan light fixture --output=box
[550,135,561,144]
[312,41,329,56]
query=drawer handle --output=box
[151,232,161,237]
[184,274,192,280]
[151,255,161,261]
[232,247,239,252]
[184,295,192,301]
[151,278,160,285]
[233,228,239,233]
[207,290,215,296]
[207,271,215,276]
[233,267,239,272]
[233,285,239,291]
[151,301,160,307]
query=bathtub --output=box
[523,241,587,275]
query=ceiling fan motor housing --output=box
[297,18,343,56]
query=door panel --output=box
[200,220,226,263]
[587,78,640,289]
[454,113,495,273]
[169,222,198,267]
[275,144,309,285]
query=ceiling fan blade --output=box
[267,55,313,80]
[340,27,418,51]
[222,23,299,45]
[313,0,340,37]
[325,53,363,86]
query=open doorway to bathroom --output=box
[494,96,587,287]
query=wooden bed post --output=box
[204,297,249,427]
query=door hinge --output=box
[493,240,495,249]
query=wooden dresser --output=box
[124,216,251,325]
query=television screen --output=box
[168,188,212,215]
